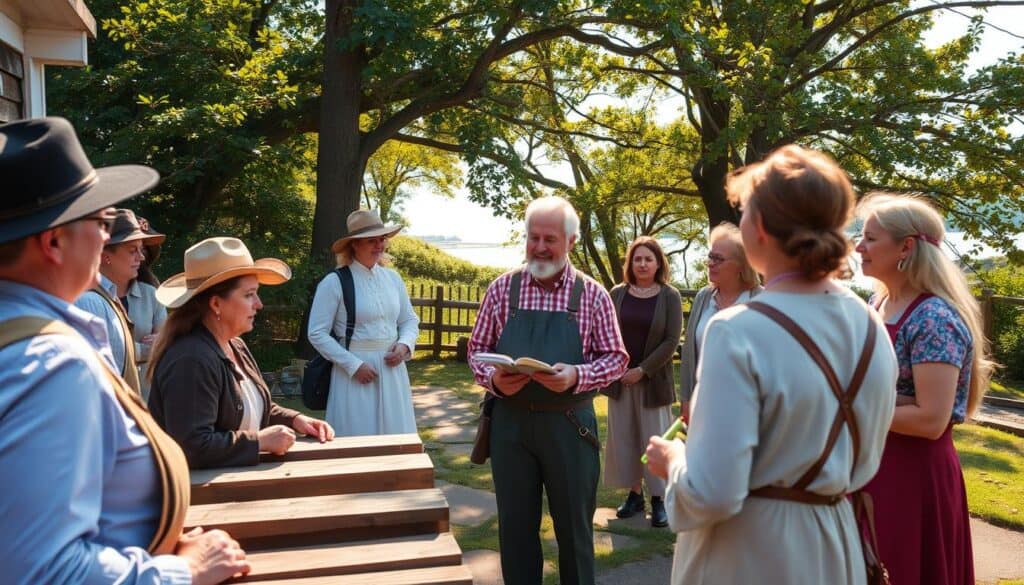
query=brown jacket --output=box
[601,284,682,408]
[149,325,299,469]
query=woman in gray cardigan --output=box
[679,223,762,416]
[602,237,681,528]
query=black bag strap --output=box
[331,266,356,350]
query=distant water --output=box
[431,242,524,270]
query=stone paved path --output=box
[413,385,1024,585]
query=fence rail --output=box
[264,286,1022,361]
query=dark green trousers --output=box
[491,400,600,585]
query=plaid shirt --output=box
[468,265,629,394]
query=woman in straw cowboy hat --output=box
[308,209,420,437]
[148,237,334,469]
[75,208,166,396]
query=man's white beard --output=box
[527,257,567,280]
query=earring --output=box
[897,258,907,272]
[216,312,221,321]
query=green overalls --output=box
[491,270,601,585]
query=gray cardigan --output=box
[678,284,763,403]
[601,283,682,408]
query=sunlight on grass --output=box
[954,424,1024,530]
[990,380,1024,400]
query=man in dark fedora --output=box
[0,117,249,583]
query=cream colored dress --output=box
[666,288,897,584]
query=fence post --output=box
[981,288,994,346]
[432,286,445,359]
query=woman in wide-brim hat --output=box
[74,208,167,394]
[147,236,334,469]
[309,209,420,437]
[102,209,168,400]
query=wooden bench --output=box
[185,434,472,583]
[259,434,423,462]
[190,452,435,505]
[250,565,474,584]
[237,532,462,581]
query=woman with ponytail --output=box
[645,146,897,584]
[856,193,992,585]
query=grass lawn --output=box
[954,424,1024,530]
[279,358,1023,580]
[990,379,1024,401]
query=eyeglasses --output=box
[80,213,115,233]
[707,253,732,266]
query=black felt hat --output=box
[0,117,159,245]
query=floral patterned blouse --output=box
[885,295,973,423]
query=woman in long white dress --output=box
[645,145,898,585]
[308,209,420,437]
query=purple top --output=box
[879,294,973,423]
[620,292,658,368]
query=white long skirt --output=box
[324,339,417,437]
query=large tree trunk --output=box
[299,0,364,358]
[313,0,364,267]
[692,92,741,228]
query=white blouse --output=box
[307,261,420,375]
[237,375,265,433]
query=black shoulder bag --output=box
[302,266,355,410]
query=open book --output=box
[472,353,557,375]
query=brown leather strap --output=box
[0,317,190,555]
[745,302,876,490]
[91,285,142,395]
[852,491,891,584]
[748,485,844,506]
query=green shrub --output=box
[977,264,1024,381]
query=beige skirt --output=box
[603,378,674,496]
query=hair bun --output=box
[783,228,850,279]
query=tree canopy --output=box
[47,0,1024,281]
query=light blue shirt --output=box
[0,280,190,584]
[75,274,129,373]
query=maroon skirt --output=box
[860,426,974,585]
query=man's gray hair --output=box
[525,196,580,240]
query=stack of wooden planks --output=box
[187,433,474,584]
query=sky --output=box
[401,5,1024,269]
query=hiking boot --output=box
[650,496,668,528]
[616,490,645,519]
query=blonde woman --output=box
[855,193,992,585]
[645,145,897,584]
[678,223,762,417]
[308,209,419,437]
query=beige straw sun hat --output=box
[330,209,402,253]
[156,237,291,308]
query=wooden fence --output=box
[408,285,699,358]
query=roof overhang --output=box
[1,0,96,39]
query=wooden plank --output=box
[259,434,423,463]
[186,489,450,549]
[191,453,434,505]
[238,533,462,581]
[249,565,474,585]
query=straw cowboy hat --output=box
[0,117,159,245]
[156,237,291,308]
[331,209,402,253]
[106,209,166,247]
